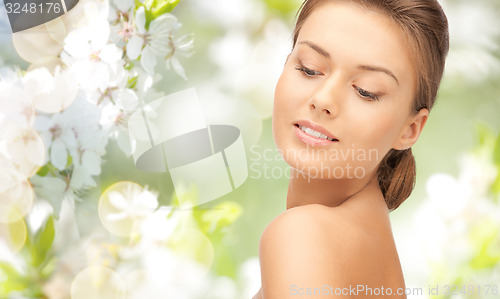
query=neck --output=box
[285,167,381,210]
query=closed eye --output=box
[295,65,322,77]
[353,85,380,101]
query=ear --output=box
[392,108,429,150]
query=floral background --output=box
[0,0,499,298]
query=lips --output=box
[294,120,339,141]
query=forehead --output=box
[296,1,414,81]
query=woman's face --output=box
[273,1,425,180]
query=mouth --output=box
[294,120,339,142]
[295,124,339,142]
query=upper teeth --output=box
[298,125,335,141]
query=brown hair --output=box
[292,0,449,211]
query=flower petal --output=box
[70,166,96,189]
[150,14,178,36]
[99,44,123,64]
[81,151,101,176]
[169,56,188,80]
[126,36,143,60]
[135,6,147,34]
[64,28,92,59]
[108,191,129,210]
[117,130,133,156]
[113,0,134,12]
[136,190,158,210]
[90,20,111,51]
[141,46,157,74]
[113,89,138,112]
[106,211,128,221]
[50,139,68,170]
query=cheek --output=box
[347,106,405,155]
[272,73,301,132]
[272,75,287,120]
[274,72,302,109]
[272,74,289,148]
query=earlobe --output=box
[393,108,429,150]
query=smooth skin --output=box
[254,1,429,298]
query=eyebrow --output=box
[298,40,331,59]
[358,65,400,85]
[297,40,400,85]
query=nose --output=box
[308,76,341,117]
[310,102,332,116]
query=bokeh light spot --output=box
[71,266,125,299]
[166,228,214,274]
[0,208,27,252]
[0,168,34,223]
[98,181,157,237]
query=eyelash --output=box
[294,64,380,101]
[295,65,322,77]
[353,85,380,101]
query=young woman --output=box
[254,0,449,298]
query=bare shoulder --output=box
[259,204,369,280]
[259,204,406,298]
[260,204,354,252]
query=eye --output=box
[353,85,380,101]
[295,65,322,77]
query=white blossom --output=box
[126,7,186,75]
[63,8,124,93]
[106,187,158,222]
[109,0,134,23]
[34,97,108,189]
[108,0,135,44]
[22,67,78,113]
[0,83,34,129]
[164,33,194,80]
[414,147,500,283]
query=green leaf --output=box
[0,262,29,294]
[142,0,155,10]
[8,216,27,251]
[195,201,243,235]
[144,9,155,30]
[65,155,73,169]
[260,0,302,16]
[469,220,500,269]
[0,262,21,281]
[476,124,492,147]
[494,133,500,165]
[492,133,500,197]
[166,228,213,268]
[152,0,180,18]
[36,165,50,177]
[38,216,54,254]
[143,0,181,28]
[40,258,57,280]
[35,162,58,177]
[31,216,55,268]
[211,242,237,278]
[125,62,135,71]
[492,173,500,197]
[127,75,138,89]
